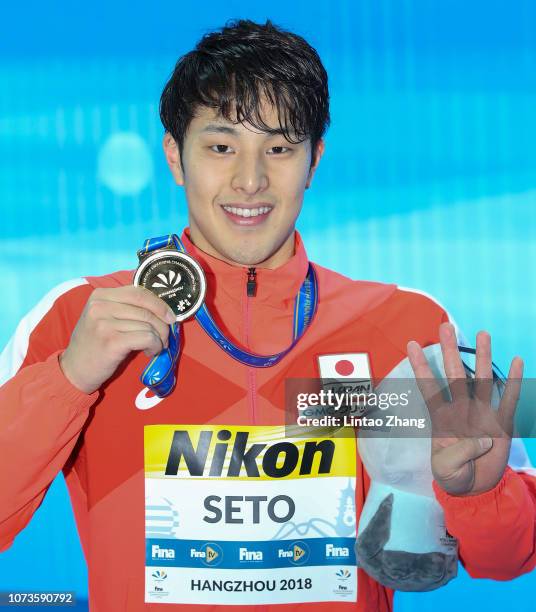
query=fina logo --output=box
[151,569,169,596]
[190,542,223,567]
[151,544,175,560]
[333,568,354,598]
[277,541,310,565]
[239,547,263,562]
[151,270,181,289]
[326,543,350,558]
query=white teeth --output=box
[222,205,272,217]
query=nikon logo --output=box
[164,429,335,478]
[152,270,181,289]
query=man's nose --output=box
[231,153,269,195]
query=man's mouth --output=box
[220,204,273,225]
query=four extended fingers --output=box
[408,323,524,438]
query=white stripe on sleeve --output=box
[0,278,88,385]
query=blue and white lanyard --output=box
[139,234,318,397]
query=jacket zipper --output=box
[246,271,291,612]
[246,267,257,297]
[244,268,257,424]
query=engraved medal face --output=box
[133,251,206,321]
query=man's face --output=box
[163,100,324,268]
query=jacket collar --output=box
[180,227,310,309]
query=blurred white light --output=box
[97,131,153,196]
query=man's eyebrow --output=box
[201,124,239,135]
[200,123,296,138]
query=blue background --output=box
[1,1,535,610]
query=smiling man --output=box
[162,100,323,269]
[1,18,535,612]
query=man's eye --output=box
[210,145,233,154]
[269,146,291,154]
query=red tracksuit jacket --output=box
[1,228,535,611]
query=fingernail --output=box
[479,437,493,451]
[166,311,176,323]
[407,341,419,355]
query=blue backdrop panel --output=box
[0,1,535,610]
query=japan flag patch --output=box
[317,353,373,400]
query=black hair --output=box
[160,18,330,168]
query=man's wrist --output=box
[433,466,512,506]
[59,351,98,395]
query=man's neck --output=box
[187,228,296,270]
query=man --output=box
[0,18,534,612]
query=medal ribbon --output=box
[139,234,318,397]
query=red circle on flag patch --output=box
[335,359,354,376]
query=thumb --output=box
[435,437,493,474]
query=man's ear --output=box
[305,138,325,189]
[163,133,185,186]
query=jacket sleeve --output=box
[434,302,536,580]
[433,460,536,580]
[0,279,99,551]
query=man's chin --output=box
[224,239,295,269]
[223,247,273,268]
[191,224,295,268]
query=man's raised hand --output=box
[407,323,523,496]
